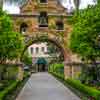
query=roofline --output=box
[9,13,72,17]
[20,0,66,10]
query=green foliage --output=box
[70,4,100,61]
[66,79,100,100]
[22,51,32,65]
[50,70,100,100]
[0,64,18,80]
[0,80,19,100]
[49,63,64,77]
[0,9,24,63]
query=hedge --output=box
[50,71,100,100]
[49,63,64,76]
[0,81,19,100]
[50,71,64,80]
[66,79,100,100]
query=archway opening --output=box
[21,37,65,73]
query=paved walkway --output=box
[16,72,80,100]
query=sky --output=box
[3,0,95,14]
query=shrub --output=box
[50,71,64,80]
[50,71,100,100]
[0,81,19,100]
[49,63,64,76]
[66,79,100,100]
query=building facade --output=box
[10,0,81,79]
[28,43,48,58]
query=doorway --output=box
[37,58,47,72]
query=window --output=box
[56,21,64,30]
[39,12,48,27]
[41,47,45,52]
[30,47,33,54]
[40,0,47,3]
[20,23,28,34]
[36,47,39,53]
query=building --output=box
[28,42,48,65]
[10,0,81,79]
[28,43,48,58]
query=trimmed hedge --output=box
[0,81,19,100]
[50,71,64,80]
[50,71,100,100]
[66,79,100,100]
[49,63,64,76]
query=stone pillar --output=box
[63,48,72,79]
[17,64,24,81]
[64,64,72,79]
[72,66,75,79]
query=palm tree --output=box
[73,0,81,10]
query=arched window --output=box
[20,23,28,34]
[41,47,45,52]
[39,12,48,27]
[40,0,47,3]
[56,20,64,30]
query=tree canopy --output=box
[69,4,100,61]
[0,9,24,63]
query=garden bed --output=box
[0,64,30,100]
[50,71,100,100]
[49,63,100,100]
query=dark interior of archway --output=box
[21,40,65,72]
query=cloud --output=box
[3,2,20,14]
[62,0,95,9]
[3,0,95,14]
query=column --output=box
[17,64,24,81]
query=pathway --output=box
[16,72,80,100]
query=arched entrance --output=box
[19,34,72,80]
[21,35,69,62]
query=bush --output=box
[0,64,18,80]
[66,79,100,100]
[49,63,64,76]
[0,81,19,100]
[50,71,64,80]
[50,71,100,100]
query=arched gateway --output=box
[11,0,81,80]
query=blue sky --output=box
[3,0,95,14]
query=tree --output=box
[97,0,100,4]
[0,9,24,64]
[69,4,100,83]
[70,4,100,62]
